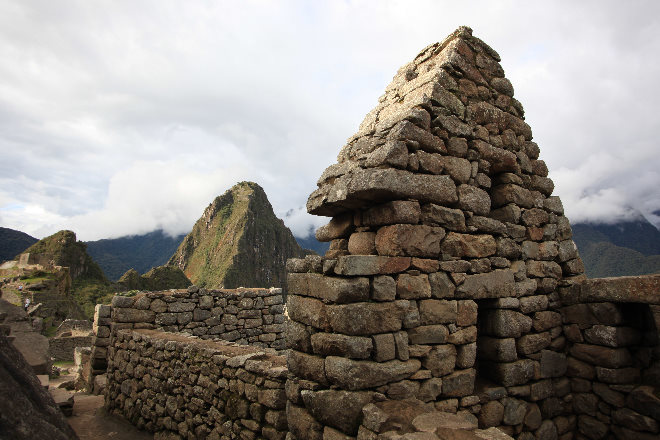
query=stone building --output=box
[98,27,659,440]
[284,26,659,440]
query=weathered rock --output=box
[419,300,457,325]
[627,386,660,421]
[570,344,632,369]
[310,333,373,359]
[455,269,515,299]
[326,301,408,336]
[478,337,517,362]
[397,273,432,299]
[287,401,324,440]
[301,389,375,435]
[334,255,411,276]
[456,185,491,216]
[442,369,476,397]
[478,309,532,337]
[482,359,535,386]
[442,233,496,258]
[325,356,420,390]
[408,325,449,344]
[421,204,466,231]
[422,345,457,376]
[0,335,80,440]
[478,401,504,428]
[308,168,458,216]
[360,201,421,226]
[376,224,445,257]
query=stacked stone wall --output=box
[559,276,660,439]
[286,26,584,440]
[88,303,112,387]
[48,335,93,362]
[105,329,288,439]
[109,286,286,350]
[95,26,660,440]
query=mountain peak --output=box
[169,182,305,289]
[22,230,106,282]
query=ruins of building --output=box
[97,27,659,440]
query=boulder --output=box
[0,335,79,439]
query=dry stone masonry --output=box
[95,26,659,440]
[105,329,288,439]
[285,26,658,440]
[559,277,660,439]
[108,286,286,349]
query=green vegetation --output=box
[86,229,186,281]
[117,265,191,292]
[71,277,115,318]
[573,220,660,278]
[169,181,306,289]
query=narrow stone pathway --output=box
[67,393,153,440]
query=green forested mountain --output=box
[0,227,38,262]
[169,182,306,289]
[20,230,112,317]
[117,265,191,291]
[572,216,660,278]
[86,230,186,281]
[295,234,330,256]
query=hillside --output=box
[169,181,306,289]
[294,234,330,256]
[0,227,38,262]
[20,230,112,317]
[22,230,107,282]
[117,265,191,292]
[572,216,660,278]
[86,229,186,281]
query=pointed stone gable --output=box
[308,26,536,218]
[287,27,587,438]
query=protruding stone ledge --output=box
[307,168,458,217]
[559,275,660,305]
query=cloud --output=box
[1,0,660,241]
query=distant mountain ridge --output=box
[572,215,660,278]
[169,181,306,289]
[86,229,186,281]
[0,227,38,262]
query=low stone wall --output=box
[105,329,288,439]
[55,319,92,336]
[48,335,92,362]
[559,275,660,440]
[110,286,286,350]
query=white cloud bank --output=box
[1,0,659,240]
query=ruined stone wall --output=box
[109,286,286,350]
[48,335,92,362]
[286,26,584,440]
[559,275,660,439]
[105,329,288,439]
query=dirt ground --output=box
[67,393,153,440]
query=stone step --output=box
[49,388,75,417]
[37,374,49,389]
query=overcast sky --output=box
[1,0,659,241]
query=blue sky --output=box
[1,0,659,240]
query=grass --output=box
[53,360,74,368]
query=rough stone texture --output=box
[105,329,288,440]
[109,287,286,349]
[280,25,660,440]
[0,335,80,440]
